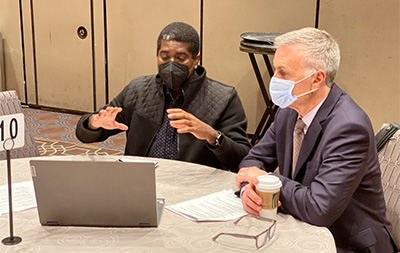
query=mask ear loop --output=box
[295,71,319,98]
[294,71,316,84]
[297,88,320,98]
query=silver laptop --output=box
[29,159,164,227]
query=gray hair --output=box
[274,27,340,87]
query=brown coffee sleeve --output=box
[256,189,280,209]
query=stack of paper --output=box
[0,181,37,215]
[167,189,247,221]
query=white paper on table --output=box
[0,181,37,215]
[166,189,248,221]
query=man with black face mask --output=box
[76,22,251,172]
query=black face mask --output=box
[158,61,190,91]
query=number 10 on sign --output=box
[0,113,25,151]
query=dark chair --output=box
[377,123,400,251]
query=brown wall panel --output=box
[319,0,400,132]
[32,0,94,111]
[0,0,25,98]
[1,0,399,133]
[203,0,315,133]
[106,0,200,100]
[93,0,106,110]
[21,0,37,104]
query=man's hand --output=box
[236,166,268,188]
[167,108,218,144]
[241,183,282,215]
[241,183,263,216]
[88,107,128,131]
[238,167,282,216]
[236,166,268,216]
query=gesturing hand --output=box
[88,107,128,131]
[167,108,219,145]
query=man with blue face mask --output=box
[236,28,397,252]
[76,22,251,172]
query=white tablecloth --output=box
[0,155,336,252]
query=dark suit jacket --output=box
[240,84,396,252]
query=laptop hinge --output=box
[139,223,151,227]
[46,221,60,226]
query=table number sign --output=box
[0,113,24,245]
[0,113,25,151]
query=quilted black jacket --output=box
[76,66,251,172]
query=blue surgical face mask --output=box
[269,72,317,108]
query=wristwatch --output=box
[213,131,223,147]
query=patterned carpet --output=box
[22,107,126,156]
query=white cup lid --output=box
[257,175,282,190]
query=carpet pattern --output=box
[22,107,126,156]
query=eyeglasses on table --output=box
[212,214,277,249]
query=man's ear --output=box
[313,70,326,89]
[194,54,201,69]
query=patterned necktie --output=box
[292,118,306,178]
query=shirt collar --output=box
[300,98,326,133]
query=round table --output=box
[0,155,336,252]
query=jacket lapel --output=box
[293,84,343,179]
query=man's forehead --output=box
[159,50,189,56]
[159,40,191,52]
[273,45,304,68]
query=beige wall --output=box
[319,0,400,132]
[203,0,315,133]
[0,32,4,90]
[1,0,399,133]
[107,0,200,100]
[0,0,25,97]
[31,0,95,111]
